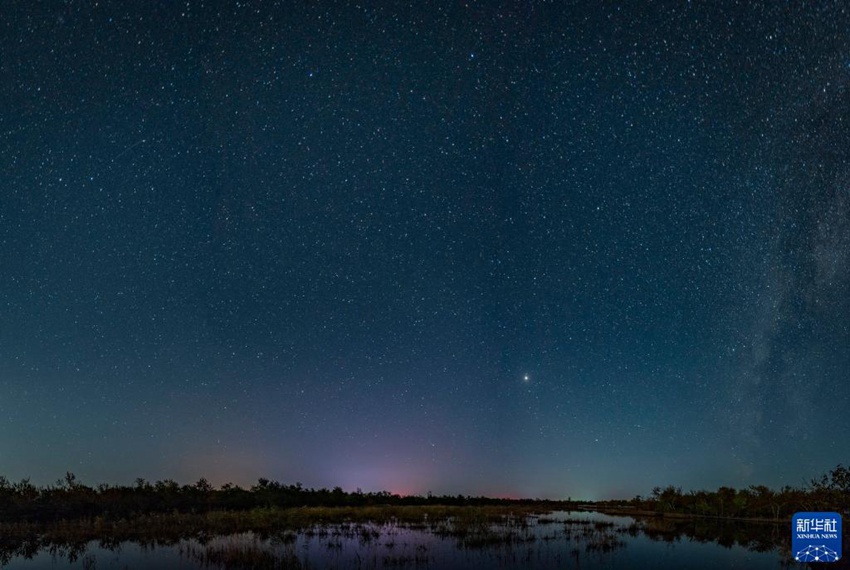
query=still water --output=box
[0,511,813,569]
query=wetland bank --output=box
[1,469,848,568]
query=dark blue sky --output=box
[1,2,848,499]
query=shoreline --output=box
[0,504,799,539]
[588,507,791,524]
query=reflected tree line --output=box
[0,463,846,523]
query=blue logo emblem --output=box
[792,512,842,563]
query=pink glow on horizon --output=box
[324,457,439,496]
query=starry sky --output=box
[1,2,849,500]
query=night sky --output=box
[2,2,849,500]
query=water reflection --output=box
[0,511,840,569]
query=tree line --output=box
[0,463,846,523]
[608,463,849,520]
[0,473,562,523]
